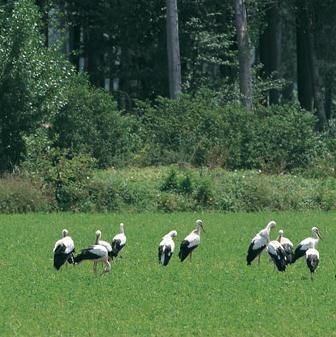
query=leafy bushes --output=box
[53,74,142,168]
[0,175,55,213]
[134,91,320,172]
[2,166,336,213]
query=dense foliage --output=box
[0,0,73,171]
[2,166,336,213]
[1,0,336,214]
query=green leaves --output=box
[0,0,74,171]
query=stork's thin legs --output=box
[101,260,111,275]
[190,252,192,262]
[311,273,314,281]
[258,255,261,265]
[93,262,97,273]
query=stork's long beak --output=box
[201,224,206,233]
[317,232,322,240]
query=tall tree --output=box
[296,0,326,129]
[235,0,253,111]
[259,0,282,105]
[166,0,181,99]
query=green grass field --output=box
[0,211,335,337]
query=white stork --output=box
[178,219,205,262]
[246,220,276,265]
[111,223,127,259]
[277,229,294,264]
[53,229,75,270]
[158,230,177,266]
[305,241,320,280]
[267,240,287,272]
[74,245,111,274]
[95,230,113,260]
[293,227,322,263]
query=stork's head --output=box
[196,219,205,233]
[62,229,68,237]
[277,229,284,242]
[267,221,276,229]
[95,230,102,238]
[169,230,177,238]
[312,227,322,240]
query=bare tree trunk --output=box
[325,71,333,120]
[260,1,282,105]
[166,0,182,99]
[296,0,313,111]
[309,31,327,129]
[235,0,253,111]
[296,0,326,129]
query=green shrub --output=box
[53,74,142,168]
[22,130,96,211]
[0,175,55,213]
[134,91,321,172]
[160,169,179,192]
[2,166,336,213]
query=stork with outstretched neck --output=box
[293,227,322,263]
[246,220,276,266]
[178,220,205,262]
[111,223,127,260]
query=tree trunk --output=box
[296,0,326,129]
[166,0,182,99]
[325,71,333,120]
[235,0,253,111]
[259,1,282,105]
[296,1,313,111]
[309,30,326,129]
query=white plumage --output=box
[178,219,205,262]
[246,220,276,265]
[111,223,127,259]
[158,230,177,266]
[74,244,111,274]
[267,240,287,272]
[293,227,322,263]
[53,229,75,270]
[95,230,113,259]
[277,229,294,264]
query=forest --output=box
[1,0,336,212]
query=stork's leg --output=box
[93,262,97,273]
[101,259,111,275]
[190,252,192,262]
[310,272,313,281]
[258,254,261,265]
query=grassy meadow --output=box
[0,211,336,337]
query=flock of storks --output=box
[247,220,322,279]
[53,220,205,274]
[53,219,321,279]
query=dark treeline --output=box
[1,0,336,177]
[33,0,336,121]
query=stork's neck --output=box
[312,232,319,241]
[194,226,201,235]
[120,226,124,234]
[95,234,101,244]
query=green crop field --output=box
[0,211,335,337]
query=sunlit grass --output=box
[0,211,335,336]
